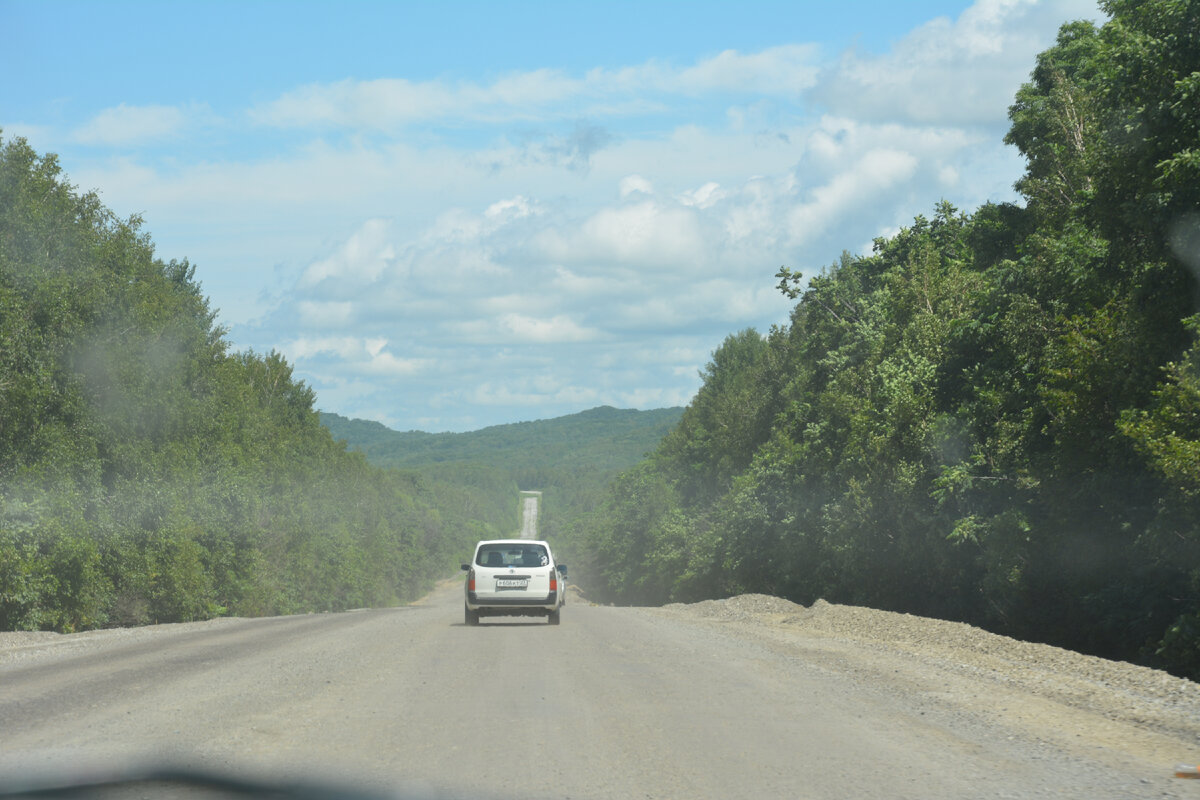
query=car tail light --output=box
[549,570,557,592]
[467,568,476,592]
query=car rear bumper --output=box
[467,590,557,609]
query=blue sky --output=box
[3,0,1101,432]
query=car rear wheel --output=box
[548,608,561,625]
[465,605,480,626]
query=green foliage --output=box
[0,134,492,632]
[658,330,778,505]
[577,0,1200,678]
[1118,320,1200,678]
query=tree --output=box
[0,133,497,631]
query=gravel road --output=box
[1,581,1197,799]
[520,493,540,539]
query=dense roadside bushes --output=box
[0,135,514,631]
[577,1,1200,679]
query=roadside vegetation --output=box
[0,135,515,631]
[576,0,1200,679]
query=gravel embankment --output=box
[658,593,1200,744]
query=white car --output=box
[461,539,566,625]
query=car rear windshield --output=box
[476,544,549,568]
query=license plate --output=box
[496,578,529,589]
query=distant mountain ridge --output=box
[319,405,683,475]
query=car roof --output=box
[475,539,550,547]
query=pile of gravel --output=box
[662,593,1200,741]
[663,593,805,620]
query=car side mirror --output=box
[556,564,567,575]
[460,563,471,571]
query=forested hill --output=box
[579,1,1200,680]
[320,406,682,477]
[321,406,683,556]
[0,136,514,632]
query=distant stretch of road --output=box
[1,579,1195,799]
[520,491,540,539]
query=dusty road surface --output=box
[2,580,1198,799]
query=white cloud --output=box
[249,71,590,130]
[677,182,726,209]
[298,300,355,327]
[452,313,599,344]
[723,175,781,242]
[549,267,619,298]
[463,381,601,409]
[676,45,821,95]
[811,0,1102,126]
[39,0,1092,431]
[300,218,395,288]
[73,103,206,146]
[534,200,707,270]
[619,175,654,198]
[279,336,426,378]
[592,44,820,97]
[1,123,55,147]
[485,195,535,221]
[501,313,596,343]
[789,148,920,243]
[484,69,584,109]
[250,45,821,132]
[363,350,425,377]
[250,78,466,128]
[281,336,364,361]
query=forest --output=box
[576,0,1200,679]
[0,134,517,631]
